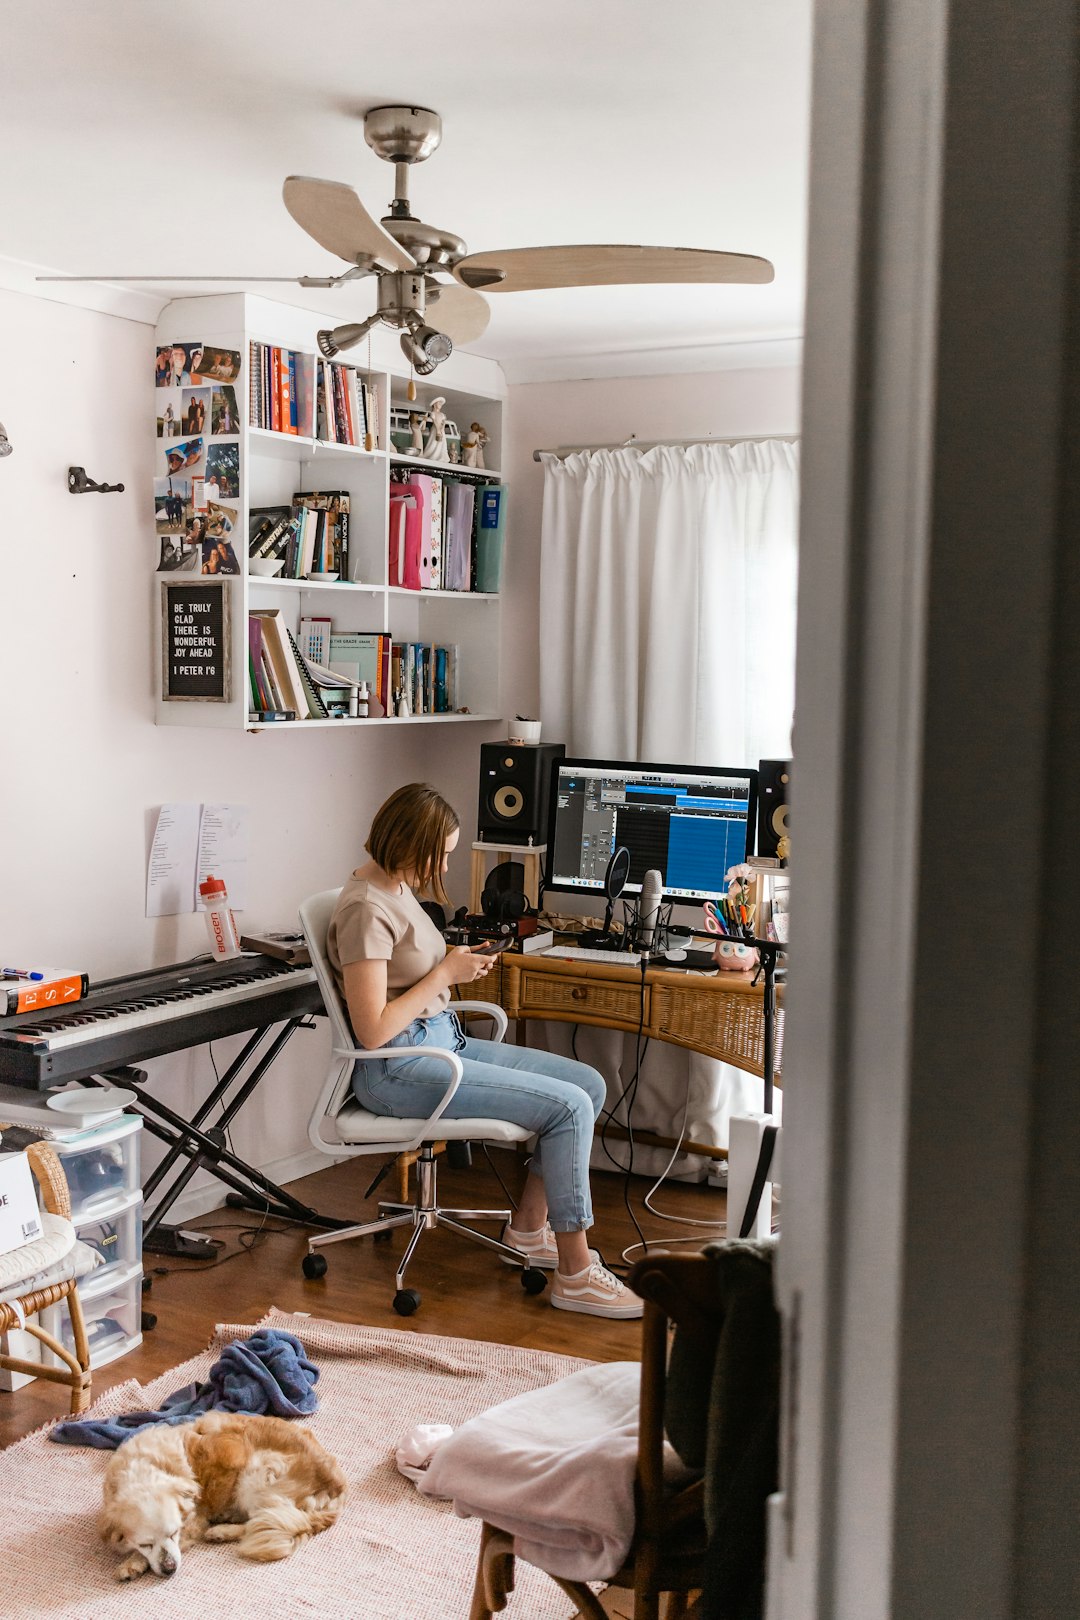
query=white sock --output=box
[507,1222,547,1239]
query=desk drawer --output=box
[516,969,647,1026]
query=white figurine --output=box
[461,422,489,470]
[405,411,426,456]
[422,396,451,463]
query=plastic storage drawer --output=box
[75,1192,143,1290]
[51,1117,141,1224]
[42,1262,143,1372]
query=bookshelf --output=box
[153,293,507,732]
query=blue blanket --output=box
[50,1328,319,1449]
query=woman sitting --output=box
[327,782,642,1321]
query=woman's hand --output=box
[441,945,497,985]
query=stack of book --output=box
[248,342,303,434]
[316,361,379,448]
[248,492,350,581]
[388,471,504,593]
[389,641,459,716]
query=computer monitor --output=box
[546,757,759,905]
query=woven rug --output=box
[1,1307,595,1619]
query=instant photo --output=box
[154,476,193,534]
[165,436,204,476]
[211,385,239,435]
[181,388,210,436]
[191,347,242,385]
[205,440,240,498]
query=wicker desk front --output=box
[471,951,783,1083]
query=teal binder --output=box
[474,484,505,594]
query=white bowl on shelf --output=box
[305,571,339,581]
[248,558,284,577]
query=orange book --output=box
[270,348,281,433]
[2,971,89,1017]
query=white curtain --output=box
[536,440,799,1175]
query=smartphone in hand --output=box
[473,938,512,955]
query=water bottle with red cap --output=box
[199,874,241,961]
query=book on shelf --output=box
[284,626,330,718]
[248,342,303,434]
[2,969,89,1017]
[388,640,459,716]
[328,631,389,708]
[299,615,333,665]
[250,608,314,718]
[315,360,377,448]
[290,490,350,581]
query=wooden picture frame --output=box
[161,578,231,703]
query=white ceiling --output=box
[0,0,811,380]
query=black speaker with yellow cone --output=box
[757,759,792,862]
[477,741,565,845]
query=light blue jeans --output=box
[351,1009,607,1231]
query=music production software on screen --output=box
[551,764,753,902]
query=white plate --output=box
[305,571,339,581]
[248,558,284,577]
[46,1087,136,1115]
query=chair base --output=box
[305,1144,530,1293]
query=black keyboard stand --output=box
[92,1016,356,1255]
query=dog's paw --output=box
[204,1523,245,1543]
[116,1553,150,1582]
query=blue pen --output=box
[2,968,44,981]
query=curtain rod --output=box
[531,433,800,462]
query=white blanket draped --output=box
[418,1361,695,1581]
[537,442,799,1167]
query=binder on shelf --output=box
[389,481,422,589]
[284,626,330,718]
[443,481,475,591]
[475,484,506,593]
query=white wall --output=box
[0,287,505,1209]
[502,366,802,719]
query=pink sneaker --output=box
[501,1222,559,1269]
[550,1258,644,1319]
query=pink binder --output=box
[389,481,421,590]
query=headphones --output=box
[481,860,529,926]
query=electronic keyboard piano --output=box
[0,953,347,1256]
[0,954,321,1089]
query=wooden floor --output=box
[1,1152,725,1448]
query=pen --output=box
[1,968,44,981]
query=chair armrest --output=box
[344,1044,465,1152]
[26,1142,71,1220]
[454,1001,508,1043]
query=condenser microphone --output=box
[638,869,664,950]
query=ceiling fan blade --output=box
[426,283,491,344]
[35,274,344,284]
[283,176,416,273]
[453,244,774,293]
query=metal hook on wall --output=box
[68,466,124,494]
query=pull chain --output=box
[407,361,417,404]
[365,329,375,451]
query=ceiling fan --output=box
[40,104,774,376]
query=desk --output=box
[464,950,784,1164]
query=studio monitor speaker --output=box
[477,741,566,844]
[757,759,792,859]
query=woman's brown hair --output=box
[365,783,459,904]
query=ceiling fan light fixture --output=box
[400,322,453,375]
[317,316,379,358]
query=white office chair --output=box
[299,888,547,1316]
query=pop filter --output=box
[578,847,631,949]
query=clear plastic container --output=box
[51,1115,141,1223]
[42,1262,143,1371]
[74,1192,142,1289]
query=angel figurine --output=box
[461,422,489,470]
[422,396,451,463]
[405,411,426,456]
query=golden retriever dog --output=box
[99,1411,346,1581]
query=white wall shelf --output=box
[153,293,506,733]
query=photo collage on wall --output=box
[154,342,242,574]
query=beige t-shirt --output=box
[327,873,449,1032]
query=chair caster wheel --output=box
[393,1288,421,1316]
[521,1268,548,1296]
[141,1310,158,1332]
[302,1253,328,1280]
